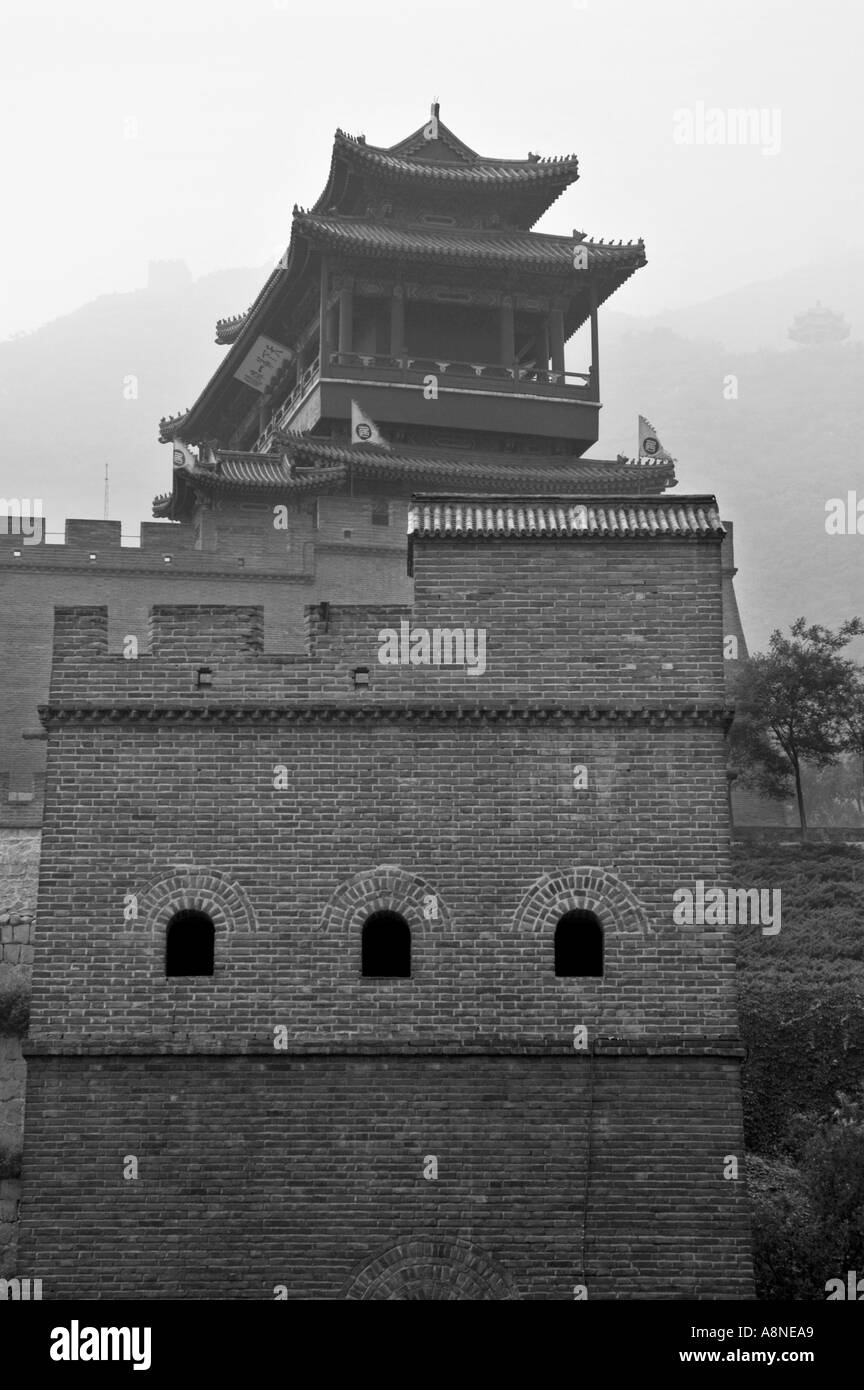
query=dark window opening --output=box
[554,909,604,978]
[362,909,411,978]
[165,908,215,977]
[371,500,390,527]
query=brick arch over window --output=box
[513,866,649,939]
[343,1238,516,1301]
[320,865,450,941]
[136,866,258,935]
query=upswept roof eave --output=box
[331,131,580,185]
[159,219,320,443]
[294,213,645,273]
[186,217,646,423]
[314,123,579,230]
[162,216,646,443]
[151,444,677,517]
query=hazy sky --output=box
[1,0,861,340]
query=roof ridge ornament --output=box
[422,99,440,143]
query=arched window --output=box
[362,910,411,978]
[165,908,215,977]
[554,909,604,978]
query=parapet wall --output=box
[0,518,197,564]
[0,507,413,790]
[44,530,726,706]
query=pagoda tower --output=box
[154,107,665,560]
[17,109,753,1300]
[788,301,851,346]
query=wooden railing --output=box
[329,352,591,388]
[255,359,320,450]
[255,352,593,451]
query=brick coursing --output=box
[19,1055,752,1300]
[17,519,754,1298]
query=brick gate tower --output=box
[19,109,753,1299]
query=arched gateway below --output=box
[343,1239,516,1301]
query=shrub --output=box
[750,1089,864,1299]
[733,844,864,1151]
[746,1153,823,1299]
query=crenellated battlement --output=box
[148,605,265,657]
[44,493,729,707]
[50,607,110,659]
[0,518,198,561]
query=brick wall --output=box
[18,512,753,1298]
[0,502,412,783]
[19,1053,752,1300]
[41,538,726,706]
[30,721,734,1042]
[0,830,36,1276]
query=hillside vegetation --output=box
[735,842,864,1297]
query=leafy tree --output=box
[838,666,864,813]
[729,618,864,828]
[802,754,864,824]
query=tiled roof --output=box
[206,219,644,353]
[215,311,250,345]
[331,132,580,188]
[167,113,644,443]
[152,444,677,517]
[158,408,191,439]
[216,456,343,491]
[407,498,724,540]
[318,123,580,228]
[284,439,674,487]
[295,214,645,272]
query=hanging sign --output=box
[234,335,292,393]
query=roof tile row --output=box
[407,499,723,539]
[297,214,645,271]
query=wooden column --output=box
[327,302,339,358]
[318,257,329,366]
[500,295,515,368]
[589,283,600,399]
[549,307,565,375]
[534,317,550,372]
[390,283,405,360]
[338,282,354,356]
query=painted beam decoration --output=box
[234,335,292,393]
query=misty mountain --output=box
[605,251,864,354]
[593,326,864,650]
[0,260,268,530]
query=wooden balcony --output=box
[255,353,599,452]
